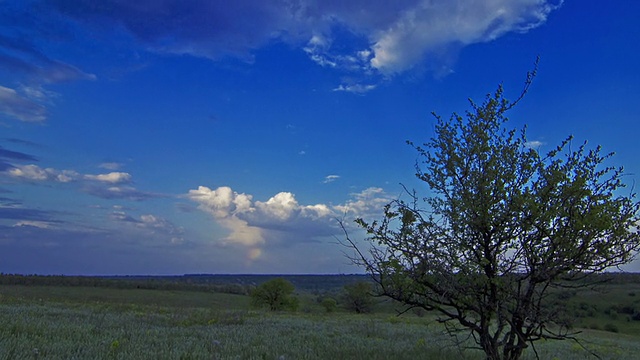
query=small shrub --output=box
[342,282,374,314]
[321,298,337,313]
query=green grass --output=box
[555,282,640,335]
[0,284,249,309]
[1,284,639,359]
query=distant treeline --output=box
[0,273,370,295]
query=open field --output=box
[1,276,640,359]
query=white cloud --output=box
[3,164,154,200]
[13,220,54,229]
[368,0,560,75]
[7,164,79,182]
[187,185,394,260]
[525,140,544,148]
[111,211,185,245]
[255,192,299,221]
[186,186,263,247]
[323,175,340,183]
[7,165,133,185]
[304,34,337,68]
[48,0,560,80]
[333,84,376,94]
[334,187,394,219]
[84,172,132,184]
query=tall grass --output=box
[1,301,639,359]
[1,284,639,359]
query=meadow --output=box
[1,275,639,359]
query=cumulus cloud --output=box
[6,164,79,182]
[187,185,391,261]
[187,186,263,248]
[45,0,560,80]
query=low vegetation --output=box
[1,274,640,359]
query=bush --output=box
[250,278,298,311]
[321,298,337,313]
[342,282,374,314]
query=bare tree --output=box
[342,69,640,360]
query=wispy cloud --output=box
[0,145,38,171]
[45,0,561,82]
[2,163,159,201]
[333,83,376,94]
[0,5,96,123]
[0,85,47,122]
[0,205,60,223]
[525,140,544,148]
[111,211,185,244]
[99,162,123,170]
[323,174,340,183]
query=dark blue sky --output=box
[1,0,639,274]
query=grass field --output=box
[1,282,640,360]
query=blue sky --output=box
[1,0,639,275]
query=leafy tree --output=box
[343,70,640,360]
[342,281,375,313]
[250,278,298,311]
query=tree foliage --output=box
[342,281,375,313]
[344,71,640,360]
[250,278,298,311]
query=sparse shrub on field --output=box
[342,282,374,314]
[321,297,337,313]
[250,278,298,311]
